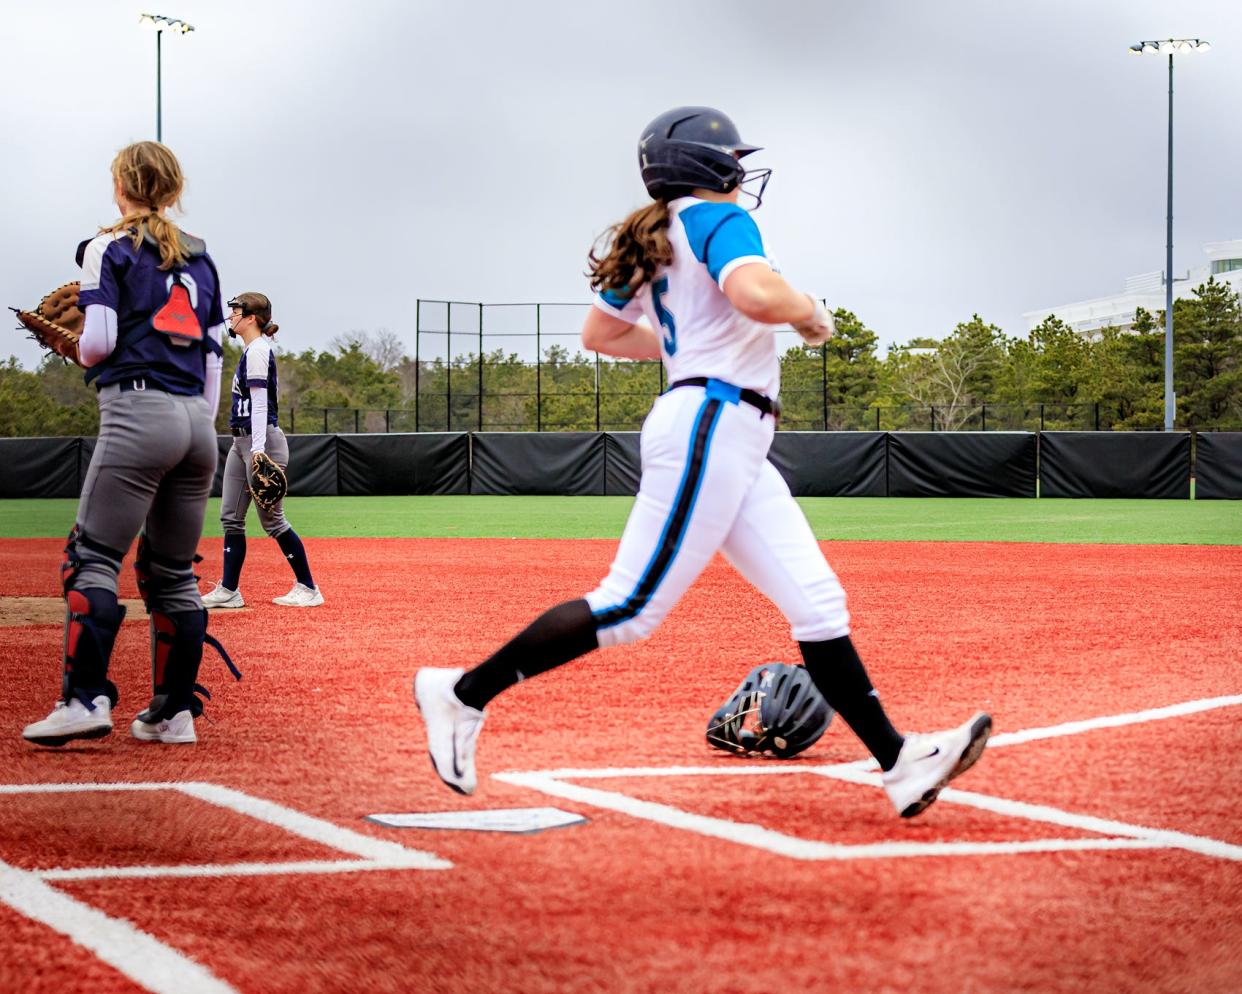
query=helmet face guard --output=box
[226,293,273,333]
[639,106,769,209]
[707,663,834,759]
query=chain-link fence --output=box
[277,300,1201,434]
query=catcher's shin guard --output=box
[62,587,123,708]
[141,608,241,722]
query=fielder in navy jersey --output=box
[202,292,323,609]
[414,107,991,818]
[23,141,239,748]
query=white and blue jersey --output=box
[77,230,224,395]
[583,195,850,651]
[593,196,779,397]
[229,338,279,431]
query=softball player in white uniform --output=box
[415,107,990,817]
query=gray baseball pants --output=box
[74,385,218,613]
[220,428,291,537]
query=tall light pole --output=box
[1129,38,1209,431]
[139,13,195,142]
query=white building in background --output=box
[1024,239,1242,336]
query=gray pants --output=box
[220,428,291,537]
[75,386,218,613]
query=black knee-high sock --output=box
[800,636,904,771]
[222,532,247,590]
[275,529,315,588]
[454,599,599,711]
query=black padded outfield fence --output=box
[3,430,1225,500]
[1188,432,1242,500]
[1038,432,1191,499]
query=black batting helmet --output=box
[638,106,763,202]
[707,663,834,759]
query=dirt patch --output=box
[0,596,145,627]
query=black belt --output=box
[230,426,250,437]
[667,378,781,420]
[117,378,151,393]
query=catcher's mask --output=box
[706,663,833,759]
[227,292,273,336]
[638,106,771,210]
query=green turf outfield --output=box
[0,496,1237,544]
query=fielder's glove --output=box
[792,295,835,346]
[249,451,288,511]
[11,282,84,365]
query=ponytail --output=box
[587,201,673,296]
[263,322,280,337]
[100,212,189,270]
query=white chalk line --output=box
[36,857,434,882]
[496,692,1242,864]
[492,771,1168,862]
[503,693,1242,781]
[0,782,450,994]
[1,857,239,994]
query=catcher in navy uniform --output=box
[202,292,323,609]
[22,141,239,748]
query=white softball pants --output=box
[586,380,850,647]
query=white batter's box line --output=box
[0,781,451,994]
[0,780,452,879]
[493,693,1242,865]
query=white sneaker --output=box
[22,696,113,746]
[203,582,244,609]
[130,709,197,745]
[273,582,324,607]
[413,668,485,795]
[883,712,993,818]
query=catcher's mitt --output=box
[11,282,83,365]
[249,451,288,512]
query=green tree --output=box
[824,309,880,428]
[1173,278,1242,428]
[1089,309,1162,429]
[885,315,1004,430]
[0,356,98,436]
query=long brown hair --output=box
[587,201,673,296]
[99,141,189,271]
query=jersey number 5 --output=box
[652,276,677,356]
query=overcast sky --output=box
[3,0,1240,368]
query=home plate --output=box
[365,808,588,834]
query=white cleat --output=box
[130,709,197,745]
[22,696,113,747]
[413,667,485,795]
[273,582,324,607]
[203,582,245,609]
[883,712,993,818]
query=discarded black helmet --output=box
[706,663,833,759]
[638,106,764,202]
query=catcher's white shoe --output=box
[22,696,113,747]
[273,582,324,607]
[414,667,485,795]
[131,709,196,745]
[882,712,992,818]
[203,582,244,609]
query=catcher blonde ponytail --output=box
[101,141,189,271]
[587,201,673,296]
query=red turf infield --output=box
[1,537,1240,994]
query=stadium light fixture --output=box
[138,13,196,141]
[1130,37,1210,431]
